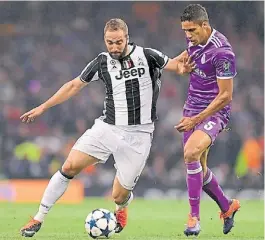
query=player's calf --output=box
[112,176,134,233]
[113,192,133,233]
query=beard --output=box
[109,52,122,60]
[109,43,128,60]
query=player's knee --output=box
[112,189,130,205]
[184,147,202,163]
[61,161,78,177]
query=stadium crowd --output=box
[0,2,263,190]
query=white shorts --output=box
[72,119,153,190]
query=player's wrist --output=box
[40,104,49,112]
[192,115,203,124]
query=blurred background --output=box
[0,1,263,201]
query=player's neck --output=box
[125,44,132,56]
[201,26,213,45]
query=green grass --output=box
[1,198,264,240]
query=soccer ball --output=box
[85,208,117,239]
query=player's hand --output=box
[20,105,47,123]
[179,56,196,75]
[174,117,197,132]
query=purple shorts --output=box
[182,109,229,146]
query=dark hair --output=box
[180,4,209,23]
[104,18,128,36]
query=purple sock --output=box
[202,168,230,212]
[186,161,203,219]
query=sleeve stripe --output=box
[150,55,160,68]
[80,58,99,83]
[161,56,169,68]
[149,53,168,69]
[217,72,237,79]
[79,76,88,83]
[143,48,168,69]
[81,61,97,76]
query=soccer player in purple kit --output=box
[174,4,241,236]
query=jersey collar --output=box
[120,43,136,60]
[198,28,216,48]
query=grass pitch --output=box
[1,198,263,240]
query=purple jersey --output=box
[184,29,237,118]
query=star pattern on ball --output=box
[100,225,110,237]
[103,212,112,221]
[88,219,97,229]
[85,209,117,239]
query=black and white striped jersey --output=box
[80,43,169,126]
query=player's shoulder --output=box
[133,43,143,49]
[211,47,236,60]
[96,52,109,59]
[132,44,166,62]
[131,43,154,56]
[142,46,167,59]
[90,52,112,64]
[211,29,236,58]
[142,46,160,53]
[211,29,233,50]
[131,43,148,55]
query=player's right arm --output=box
[20,56,99,123]
[165,50,195,75]
[143,48,194,74]
[172,50,188,62]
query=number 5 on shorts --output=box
[204,121,216,130]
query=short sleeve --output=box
[80,56,99,83]
[143,48,169,69]
[212,51,237,79]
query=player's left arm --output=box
[193,51,237,124]
[164,50,195,75]
[143,48,194,74]
[173,50,189,62]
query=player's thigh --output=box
[184,113,226,163]
[195,113,227,146]
[182,129,193,147]
[62,149,98,176]
[184,130,212,163]
[67,119,116,175]
[113,132,152,191]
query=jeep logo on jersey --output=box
[115,68,145,80]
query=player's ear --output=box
[127,35,130,43]
[202,21,208,29]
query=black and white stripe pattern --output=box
[79,44,168,125]
[80,57,99,83]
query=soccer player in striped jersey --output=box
[19,18,195,237]
[174,4,240,236]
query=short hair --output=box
[104,18,128,36]
[180,4,209,23]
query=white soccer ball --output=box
[85,208,117,239]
